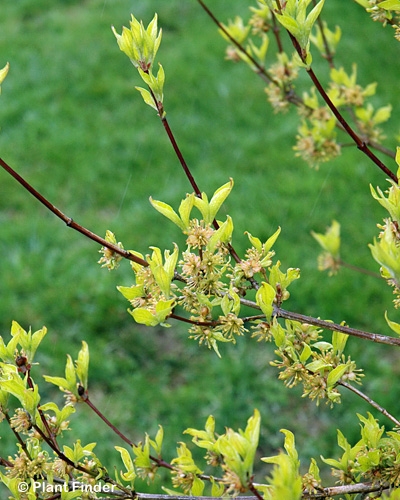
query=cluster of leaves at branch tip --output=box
[112,14,165,117]
[220,1,395,168]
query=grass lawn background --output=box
[1,0,400,491]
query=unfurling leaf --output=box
[256,282,276,321]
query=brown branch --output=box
[4,412,32,460]
[83,395,133,446]
[33,423,95,477]
[339,380,400,427]
[305,64,397,182]
[197,0,274,85]
[0,158,148,267]
[96,480,394,499]
[197,1,397,164]
[338,259,381,279]
[281,27,398,182]
[276,306,400,347]
[83,392,175,472]
[161,116,202,198]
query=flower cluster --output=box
[265,319,363,407]
[264,54,299,114]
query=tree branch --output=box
[339,380,400,427]
[0,158,148,267]
[276,306,400,347]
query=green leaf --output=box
[378,0,400,9]
[207,216,234,252]
[274,13,301,38]
[299,344,312,363]
[193,192,210,223]
[270,318,286,347]
[0,62,9,89]
[0,328,20,363]
[311,220,340,257]
[184,415,216,450]
[327,364,348,387]
[115,446,136,482]
[149,425,164,456]
[191,477,205,496]
[117,285,144,301]
[44,354,78,395]
[305,359,331,373]
[63,440,96,464]
[246,232,263,252]
[0,471,36,499]
[264,227,282,253]
[369,225,400,283]
[135,86,157,111]
[304,0,325,34]
[385,311,400,335]
[75,341,89,390]
[149,198,186,230]
[370,183,400,222]
[0,364,40,416]
[130,308,160,326]
[211,477,225,497]
[178,194,195,229]
[11,322,48,363]
[147,245,178,298]
[281,429,299,464]
[256,282,276,321]
[208,179,234,222]
[129,299,174,327]
[242,409,261,474]
[332,330,348,356]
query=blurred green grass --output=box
[1,0,400,489]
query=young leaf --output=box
[385,311,400,336]
[208,179,234,222]
[75,341,89,390]
[115,446,137,482]
[327,364,348,387]
[207,216,234,252]
[150,198,187,230]
[178,194,195,230]
[256,282,276,321]
[135,86,158,111]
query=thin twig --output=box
[339,380,400,427]
[33,424,95,477]
[197,0,274,85]
[0,158,148,267]
[282,29,398,182]
[306,64,397,182]
[235,297,400,347]
[83,394,175,472]
[338,259,381,279]
[83,396,133,446]
[161,117,202,198]
[4,412,32,460]
[276,306,400,347]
